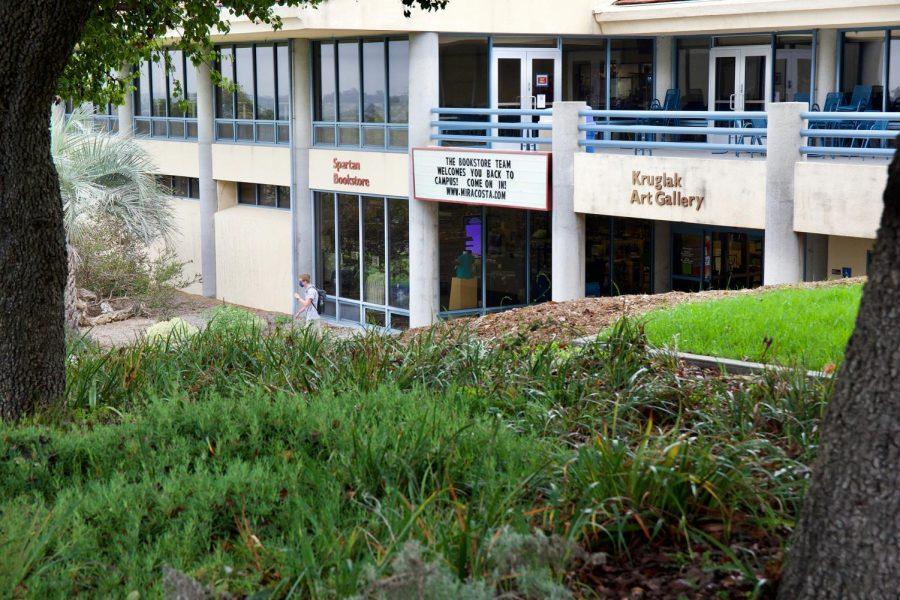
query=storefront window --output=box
[530,211,552,305]
[485,208,527,307]
[609,39,653,109]
[562,39,606,109]
[775,35,812,103]
[440,204,483,312]
[676,38,710,110]
[363,197,386,305]
[585,216,653,297]
[841,31,884,111]
[672,228,763,292]
[388,199,410,309]
[313,38,409,149]
[317,193,338,318]
[338,194,360,300]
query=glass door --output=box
[708,45,772,143]
[491,48,561,149]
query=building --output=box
[60,0,900,329]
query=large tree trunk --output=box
[779,148,900,597]
[0,1,94,421]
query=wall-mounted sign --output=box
[309,149,409,197]
[412,148,551,211]
[629,170,705,211]
[536,74,550,87]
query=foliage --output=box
[59,0,451,108]
[144,317,199,343]
[203,305,267,333]
[0,321,832,596]
[641,284,862,369]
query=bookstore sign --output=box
[412,148,551,211]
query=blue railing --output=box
[579,110,768,156]
[800,111,898,159]
[431,108,553,148]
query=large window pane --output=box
[585,215,611,297]
[562,39,606,109]
[775,35,812,103]
[235,46,255,119]
[485,208,526,308]
[612,219,652,295]
[277,45,290,120]
[217,47,235,119]
[388,199,409,309]
[256,46,276,120]
[439,203,482,311]
[676,37,710,110]
[841,31,884,111]
[314,42,336,121]
[609,39,653,110]
[238,182,256,205]
[439,37,488,108]
[136,61,151,116]
[338,194,360,300]
[363,197,386,304]
[529,211,551,304]
[151,55,168,117]
[889,31,900,112]
[362,41,386,123]
[317,193,337,296]
[338,41,360,122]
[184,56,198,117]
[168,50,186,117]
[388,39,409,123]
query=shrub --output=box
[203,305,267,333]
[144,317,199,344]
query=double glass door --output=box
[491,48,561,149]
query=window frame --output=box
[133,50,199,140]
[236,182,292,210]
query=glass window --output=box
[217,47,235,119]
[889,31,900,112]
[136,62,152,117]
[363,197,386,304]
[585,215,612,297]
[235,46,255,119]
[238,182,256,205]
[439,36,488,109]
[609,39,653,110]
[388,199,409,309]
[775,35,812,103]
[362,41,386,124]
[485,208,526,308]
[258,184,278,207]
[150,55,168,117]
[184,55,198,118]
[563,39,606,109]
[277,45,290,120]
[317,192,337,296]
[256,46,276,120]
[676,38,710,110]
[171,176,190,197]
[529,210,551,304]
[338,41,360,122]
[612,219,653,296]
[168,50,186,117]
[314,42,337,121]
[841,31,885,111]
[388,39,409,123]
[189,178,200,199]
[439,203,483,312]
[277,186,291,210]
[338,194,360,300]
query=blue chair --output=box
[837,85,872,112]
[639,89,681,154]
[793,92,811,105]
[735,118,766,157]
[856,120,889,159]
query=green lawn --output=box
[642,284,863,370]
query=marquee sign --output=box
[412,148,551,211]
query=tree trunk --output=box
[779,147,900,597]
[0,1,94,421]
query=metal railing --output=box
[215,118,289,145]
[312,121,408,151]
[431,108,553,149]
[134,116,198,140]
[579,110,768,156]
[800,111,898,159]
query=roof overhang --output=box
[594,0,900,35]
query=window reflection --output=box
[256,46,276,120]
[338,194,360,300]
[317,192,337,296]
[363,197,386,305]
[841,31,884,111]
[586,216,653,297]
[485,208,526,307]
[609,39,653,109]
[775,35,812,103]
[562,39,606,109]
[338,41,360,123]
[314,42,336,121]
[235,46,255,119]
[388,199,410,309]
[676,38,710,110]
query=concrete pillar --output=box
[653,220,671,293]
[51,101,64,128]
[815,29,838,108]
[764,103,804,286]
[551,102,587,302]
[197,61,218,298]
[292,40,314,298]
[655,37,674,102]
[408,32,441,328]
[117,66,134,137]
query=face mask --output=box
[299,281,305,288]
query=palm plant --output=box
[52,107,174,327]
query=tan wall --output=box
[827,236,874,280]
[168,198,203,295]
[215,205,293,313]
[211,144,291,186]
[309,148,410,197]
[574,153,767,229]
[794,161,887,239]
[137,139,200,177]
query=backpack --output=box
[314,287,326,313]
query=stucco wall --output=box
[138,139,200,177]
[794,161,887,239]
[168,198,203,295]
[211,144,292,186]
[214,205,293,313]
[574,153,767,229]
[827,235,874,280]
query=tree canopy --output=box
[58,0,449,107]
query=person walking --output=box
[293,274,321,329]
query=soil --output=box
[406,277,865,346]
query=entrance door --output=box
[708,45,772,143]
[491,48,561,149]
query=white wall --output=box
[794,161,887,239]
[827,235,874,279]
[137,139,200,178]
[211,144,291,186]
[168,198,203,295]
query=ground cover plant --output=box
[641,284,862,370]
[1,318,832,598]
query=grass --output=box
[0,318,833,597]
[642,284,862,370]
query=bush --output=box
[144,317,199,343]
[203,305,267,333]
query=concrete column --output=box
[654,37,674,102]
[51,102,64,128]
[551,102,587,302]
[117,66,134,138]
[764,103,804,286]
[653,220,671,293]
[408,32,441,328]
[292,40,314,296]
[197,61,218,298]
[815,30,838,108]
